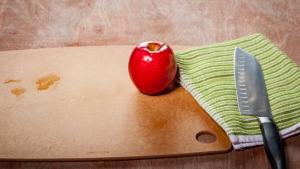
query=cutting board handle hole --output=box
[195,131,216,143]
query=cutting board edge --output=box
[0,146,232,161]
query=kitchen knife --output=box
[234,47,286,169]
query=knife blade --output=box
[234,47,286,169]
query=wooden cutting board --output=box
[0,46,231,160]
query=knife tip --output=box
[234,47,244,54]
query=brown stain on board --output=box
[4,79,21,84]
[36,74,60,90]
[11,87,26,96]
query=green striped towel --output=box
[175,33,300,149]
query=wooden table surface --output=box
[0,0,299,168]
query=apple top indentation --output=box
[137,41,167,53]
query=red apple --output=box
[128,41,177,95]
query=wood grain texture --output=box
[0,0,299,61]
[0,0,299,168]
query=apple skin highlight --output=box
[128,41,177,95]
